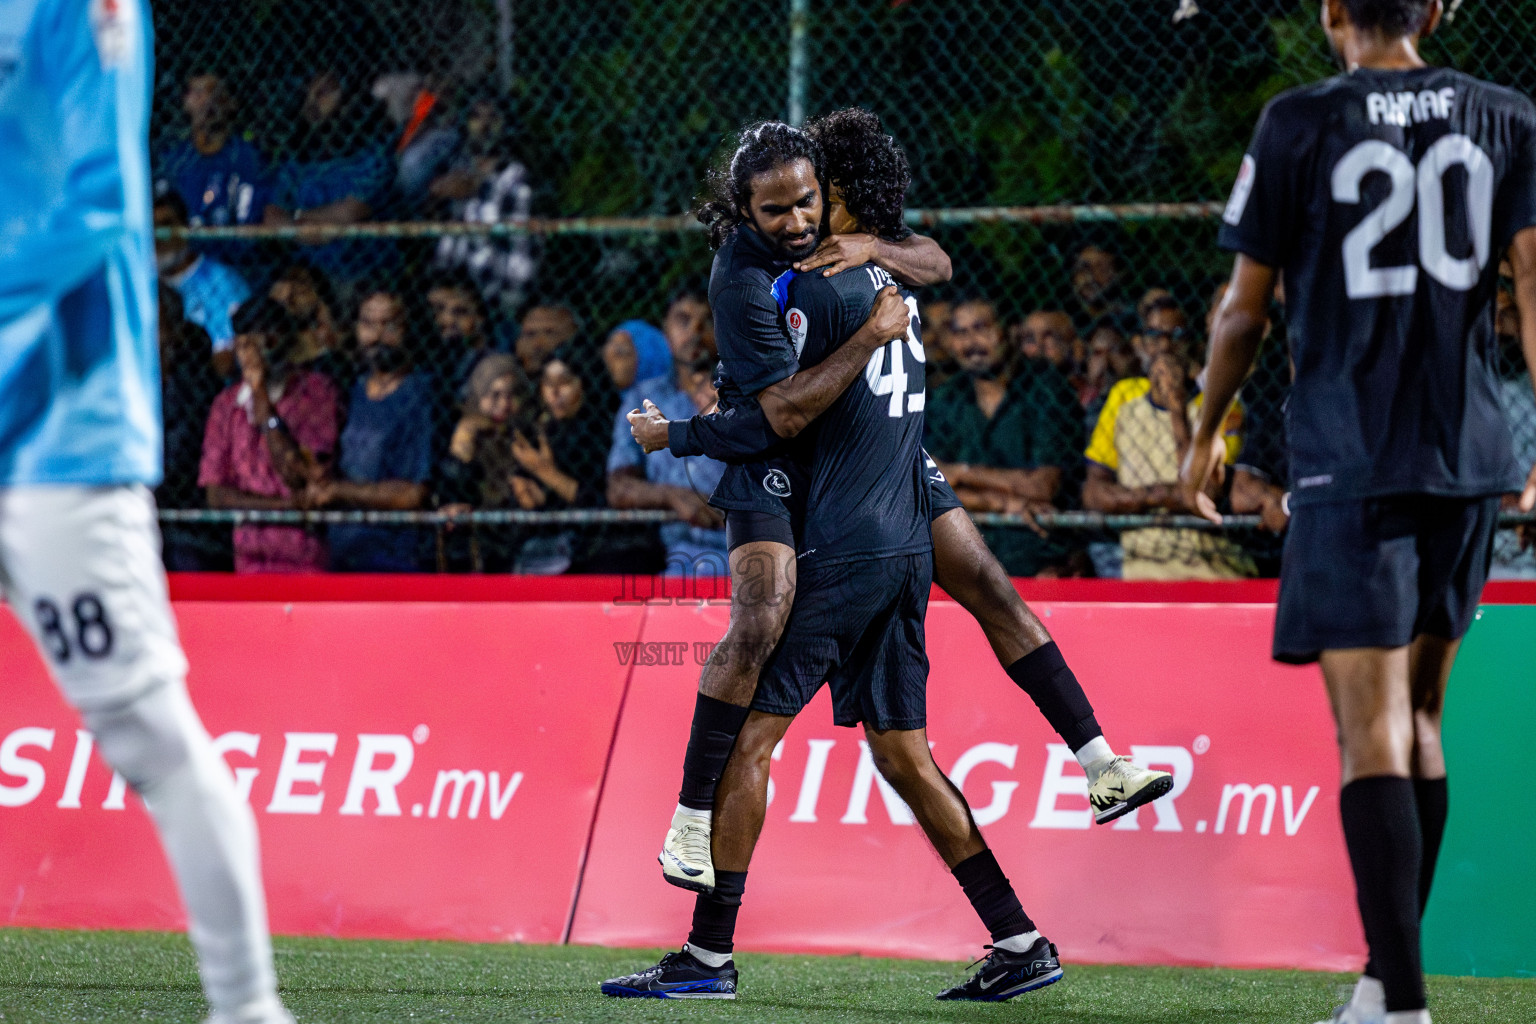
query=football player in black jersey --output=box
[604,113,1065,1004]
[1183,3,1536,1022]
[646,115,1172,900]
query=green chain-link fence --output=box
[149,0,1536,577]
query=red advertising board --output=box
[0,599,643,943]
[572,599,1362,970]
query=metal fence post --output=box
[788,0,809,126]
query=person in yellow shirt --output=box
[1082,298,1255,580]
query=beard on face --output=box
[771,224,820,262]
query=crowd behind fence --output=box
[147,0,1536,578]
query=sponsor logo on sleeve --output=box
[786,307,808,358]
[1223,154,1256,226]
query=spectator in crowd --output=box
[427,269,501,399]
[431,96,537,316]
[1080,322,1137,419]
[925,297,1082,576]
[1009,316,1043,366]
[1137,287,1175,329]
[199,297,339,573]
[1068,242,1134,335]
[437,353,531,572]
[603,319,672,394]
[508,346,611,572]
[158,285,230,571]
[1494,295,1536,578]
[516,303,578,379]
[608,336,728,575]
[1083,298,1255,580]
[440,353,528,509]
[661,287,715,362]
[155,71,269,272]
[371,71,460,218]
[922,297,958,388]
[303,288,437,572]
[269,261,349,386]
[154,192,251,378]
[1018,309,1082,378]
[264,68,395,293]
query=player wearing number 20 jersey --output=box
[1219,66,1536,506]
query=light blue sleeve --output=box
[0,0,134,324]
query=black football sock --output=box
[1005,643,1102,753]
[678,694,753,811]
[951,849,1036,943]
[1413,776,1448,918]
[686,870,748,956]
[1341,776,1425,1012]
[1364,775,1450,982]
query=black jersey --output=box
[704,225,806,520]
[1218,67,1536,505]
[785,264,931,566]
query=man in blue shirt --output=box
[0,3,290,1021]
[607,352,728,575]
[155,191,251,376]
[154,71,270,272]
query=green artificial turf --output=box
[1,929,1532,1023]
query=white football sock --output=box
[1075,737,1115,781]
[1384,1011,1430,1024]
[674,804,711,823]
[684,942,732,967]
[992,930,1042,953]
[84,682,281,1018]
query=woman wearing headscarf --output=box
[602,319,673,393]
[437,352,528,571]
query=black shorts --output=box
[753,551,933,730]
[925,448,964,523]
[708,458,808,522]
[725,508,797,552]
[1273,494,1500,665]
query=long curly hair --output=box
[694,121,823,249]
[804,107,912,241]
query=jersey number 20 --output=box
[864,296,926,418]
[1332,134,1493,299]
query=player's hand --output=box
[1178,435,1226,526]
[861,285,910,349]
[1521,462,1536,514]
[1259,493,1291,534]
[627,400,672,453]
[794,233,878,277]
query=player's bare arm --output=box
[629,283,909,451]
[1180,252,1276,523]
[1507,224,1536,512]
[756,283,908,437]
[794,231,952,285]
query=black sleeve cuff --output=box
[669,419,702,458]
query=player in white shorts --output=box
[0,1,291,1021]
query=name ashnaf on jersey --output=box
[1367,88,1456,128]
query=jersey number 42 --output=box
[1333,134,1493,299]
[864,295,926,418]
